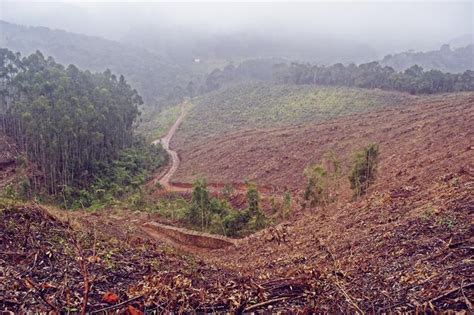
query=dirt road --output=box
[152,103,278,195]
[152,104,187,191]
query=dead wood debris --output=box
[0,204,317,312]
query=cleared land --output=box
[180,92,473,312]
[174,93,473,197]
[173,83,416,148]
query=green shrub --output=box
[304,164,328,207]
[246,182,260,216]
[221,184,234,199]
[1,183,17,199]
[18,178,31,200]
[348,143,379,197]
[223,210,251,237]
[281,191,292,219]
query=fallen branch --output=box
[90,295,144,314]
[321,241,364,314]
[429,282,474,303]
[244,297,290,312]
[334,280,364,314]
[22,278,60,312]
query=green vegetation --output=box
[145,180,268,237]
[349,144,379,197]
[137,103,183,141]
[304,152,342,207]
[0,48,166,206]
[304,164,328,207]
[177,83,413,144]
[0,20,193,107]
[276,62,474,94]
[63,140,166,210]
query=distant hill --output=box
[0,20,191,107]
[121,28,378,65]
[380,44,473,73]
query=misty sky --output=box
[1,1,473,55]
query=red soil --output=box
[172,92,474,312]
[174,93,474,199]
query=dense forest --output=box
[0,48,164,204]
[202,60,474,95]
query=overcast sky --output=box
[1,1,472,54]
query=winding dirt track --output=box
[152,102,278,195]
[152,104,187,191]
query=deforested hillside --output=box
[173,83,415,148]
[0,202,263,312]
[175,92,474,312]
[174,93,473,193]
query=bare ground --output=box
[173,93,474,198]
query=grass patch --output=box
[137,103,183,141]
[176,83,415,145]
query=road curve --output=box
[152,104,187,190]
[152,103,277,195]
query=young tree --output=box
[246,182,266,229]
[304,151,342,208]
[281,191,292,219]
[246,182,260,216]
[348,144,379,197]
[304,164,328,207]
[189,178,210,229]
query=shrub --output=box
[348,143,379,197]
[304,164,328,207]
[223,210,251,237]
[246,182,260,216]
[245,182,267,230]
[18,178,31,200]
[221,184,234,199]
[281,191,292,219]
[1,183,17,199]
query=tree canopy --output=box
[203,59,474,95]
[0,48,145,196]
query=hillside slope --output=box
[190,93,473,312]
[174,93,473,194]
[0,20,186,106]
[174,83,415,148]
[204,149,473,312]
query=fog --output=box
[1,1,472,59]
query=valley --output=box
[1,3,473,313]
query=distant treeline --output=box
[198,60,474,95]
[0,48,162,198]
[381,44,473,74]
